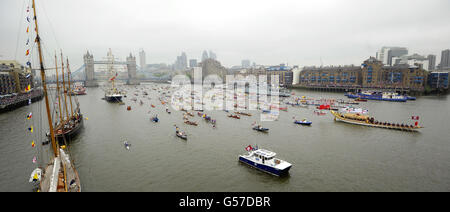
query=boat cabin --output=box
[252,149,277,164]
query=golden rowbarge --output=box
[330,110,423,132]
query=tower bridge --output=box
[82,49,139,87]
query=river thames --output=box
[1,83,449,191]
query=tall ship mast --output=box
[52,53,84,142]
[104,49,124,102]
[28,0,81,192]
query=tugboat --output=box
[239,145,291,176]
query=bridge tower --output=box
[83,51,98,87]
[126,53,140,85]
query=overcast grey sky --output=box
[1,0,449,70]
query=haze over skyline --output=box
[1,0,449,70]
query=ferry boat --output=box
[346,91,407,102]
[330,110,422,132]
[239,146,292,176]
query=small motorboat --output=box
[124,141,131,150]
[355,97,367,102]
[239,146,292,176]
[294,120,312,126]
[127,106,131,111]
[236,112,252,116]
[151,116,159,122]
[228,114,240,119]
[252,126,269,132]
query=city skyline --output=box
[1,0,450,70]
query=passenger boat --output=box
[294,119,312,126]
[252,126,269,132]
[239,146,291,176]
[54,114,84,142]
[346,91,407,102]
[330,110,423,131]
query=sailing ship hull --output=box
[54,115,84,142]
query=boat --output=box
[176,131,187,140]
[104,49,124,102]
[330,110,423,131]
[236,112,252,116]
[314,110,327,115]
[174,125,187,139]
[124,141,131,150]
[51,49,84,143]
[69,85,86,96]
[239,146,291,176]
[228,114,241,119]
[27,0,81,192]
[184,120,198,126]
[252,126,269,132]
[346,91,407,102]
[127,106,131,110]
[151,116,159,122]
[354,97,367,102]
[294,119,312,126]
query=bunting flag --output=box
[26,17,30,23]
[26,27,29,33]
[32,156,36,164]
[25,84,31,91]
[26,112,32,119]
[28,126,33,133]
[31,140,35,147]
[26,38,29,45]
[26,49,30,56]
